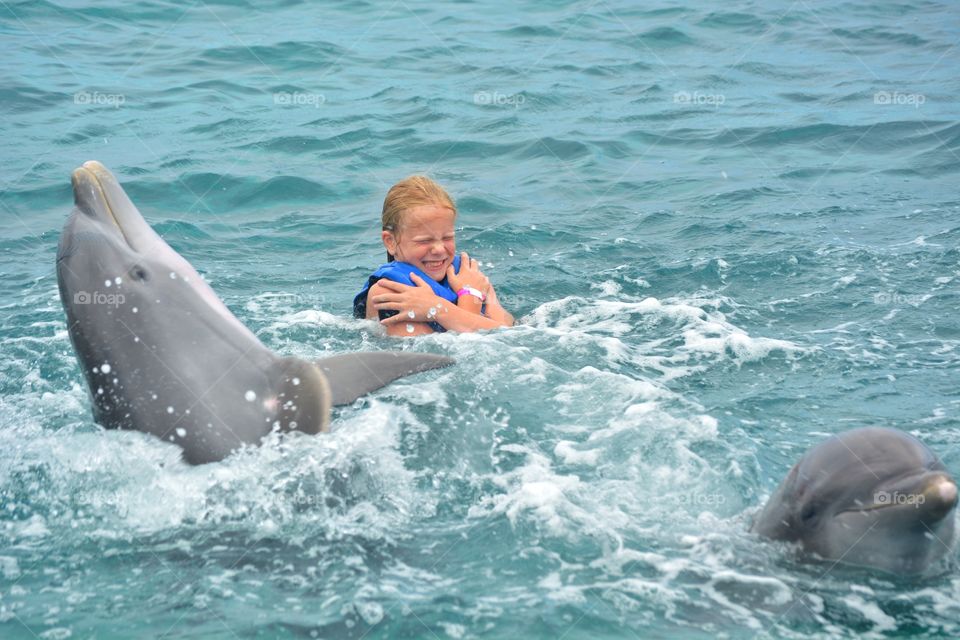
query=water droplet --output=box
[292,377,300,385]
[245,390,256,402]
[101,363,111,374]
[175,428,186,438]
[132,307,138,313]
[104,280,111,288]
[166,406,174,414]
[406,324,414,333]
[169,272,177,279]
[114,277,122,285]
[407,310,415,319]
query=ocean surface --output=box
[2,0,959,637]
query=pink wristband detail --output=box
[457,287,486,302]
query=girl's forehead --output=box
[401,204,455,233]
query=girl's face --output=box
[383,204,456,281]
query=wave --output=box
[698,11,769,33]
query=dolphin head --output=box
[57,161,330,463]
[754,427,957,575]
[57,161,256,343]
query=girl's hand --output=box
[482,282,515,326]
[372,274,448,324]
[446,251,490,296]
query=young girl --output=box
[353,176,514,336]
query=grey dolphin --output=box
[753,427,957,574]
[56,160,453,464]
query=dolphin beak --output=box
[72,165,122,231]
[69,160,162,254]
[846,472,959,521]
[920,474,958,520]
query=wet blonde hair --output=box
[382,175,456,261]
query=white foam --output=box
[271,308,356,329]
[590,280,622,297]
[469,450,594,538]
[524,295,806,379]
[554,440,600,466]
[0,556,20,579]
[842,593,897,633]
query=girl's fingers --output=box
[376,279,411,291]
[410,274,430,287]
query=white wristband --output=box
[457,287,486,302]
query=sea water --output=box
[1,0,959,637]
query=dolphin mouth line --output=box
[838,502,908,515]
[837,480,957,515]
[77,165,131,247]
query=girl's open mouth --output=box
[422,259,446,272]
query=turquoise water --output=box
[2,0,960,637]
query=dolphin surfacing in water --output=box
[753,427,958,575]
[56,161,453,464]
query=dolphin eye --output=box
[801,504,818,522]
[130,265,149,282]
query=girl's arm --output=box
[445,252,514,325]
[419,298,507,332]
[482,284,514,326]
[365,281,437,336]
[372,275,511,333]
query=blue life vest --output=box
[353,256,462,333]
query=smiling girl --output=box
[352,176,513,336]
